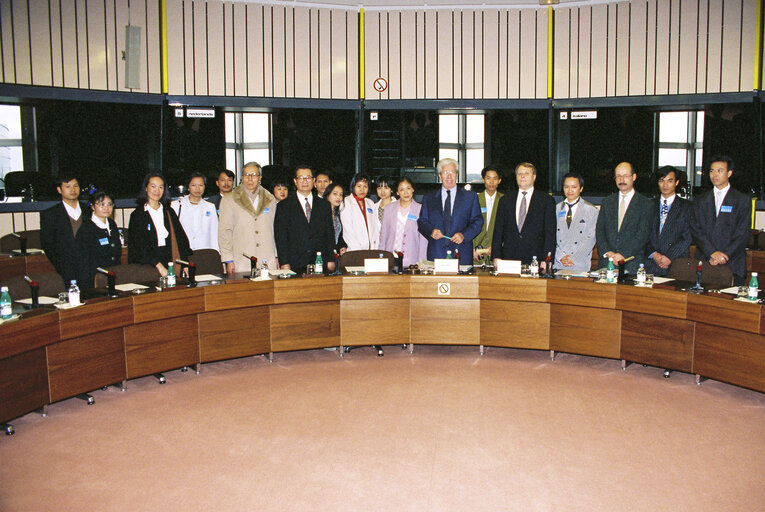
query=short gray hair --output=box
[436,158,458,174]
[242,161,262,174]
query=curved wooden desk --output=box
[1,274,764,428]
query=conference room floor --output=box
[1,345,763,511]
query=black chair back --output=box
[188,249,224,275]
[337,250,396,273]
[94,263,159,288]
[0,272,66,300]
[667,257,734,288]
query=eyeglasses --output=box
[95,202,114,208]
[296,176,314,181]
[243,173,261,178]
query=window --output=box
[0,105,24,186]
[438,113,485,182]
[656,111,704,189]
[225,112,272,179]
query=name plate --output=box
[434,258,459,274]
[495,259,522,275]
[364,258,389,274]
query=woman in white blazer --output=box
[340,174,380,251]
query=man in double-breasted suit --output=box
[472,166,503,263]
[690,155,751,285]
[418,158,483,265]
[595,162,653,275]
[645,166,691,277]
[274,166,336,274]
[491,162,556,272]
[555,172,599,273]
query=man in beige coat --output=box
[218,162,278,274]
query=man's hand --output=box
[431,229,444,240]
[226,262,236,275]
[156,262,167,277]
[560,254,574,267]
[327,261,336,272]
[280,264,291,270]
[651,253,671,269]
[606,251,625,264]
[450,232,464,244]
[709,251,729,266]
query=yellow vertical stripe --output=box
[752,198,757,229]
[755,0,763,90]
[359,8,365,100]
[161,0,168,94]
[547,6,553,99]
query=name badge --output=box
[407,214,418,222]
[720,205,733,213]
[205,211,211,217]
[557,210,566,218]
[481,207,487,213]
[263,207,270,213]
[147,224,151,231]
[98,237,109,246]
[367,207,374,214]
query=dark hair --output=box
[188,172,207,188]
[137,172,170,206]
[217,169,235,181]
[656,165,679,181]
[562,172,584,188]
[481,166,502,179]
[707,155,735,172]
[349,173,371,193]
[54,175,79,187]
[375,175,392,188]
[315,171,331,181]
[323,183,345,215]
[293,165,314,178]
[271,175,290,189]
[396,176,415,191]
[90,189,114,206]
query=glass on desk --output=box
[159,276,169,290]
[57,292,68,304]
[645,274,654,286]
[306,264,315,275]
[598,269,607,282]
[520,264,530,277]
[737,286,749,299]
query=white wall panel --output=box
[317,9,331,98]
[192,0,208,95]
[223,2,235,96]
[75,0,89,88]
[628,0,647,96]
[554,7,570,99]
[0,1,14,83]
[385,11,400,100]
[271,5,286,98]
[206,0,225,96]
[246,4,264,97]
[506,9,520,98]
[695,0,708,93]
[309,8,319,98]
[739,0,755,92]
[667,0,681,94]
[230,2,246,96]
[721,0,743,92]
[519,9,537,98]
[483,9,499,99]
[653,0,670,95]
[11,0,31,84]
[29,0,52,87]
[535,8,547,98]
[706,0,723,93]
[461,10,475,99]
[330,9,347,98]
[181,0,195,94]
[60,0,78,88]
[104,0,118,91]
[614,2,630,96]
[678,0,698,94]
[24,212,39,230]
[590,5,607,97]
[397,11,415,99]
[146,0,161,93]
[424,10,437,99]
[86,0,107,90]
[293,7,310,98]
[644,0,657,95]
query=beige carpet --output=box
[1,345,764,512]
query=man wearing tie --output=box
[418,158,483,265]
[595,161,652,275]
[645,166,691,276]
[690,155,751,285]
[555,172,599,272]
[491,162,556,272]
[472,166,504,263]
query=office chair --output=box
[93,263,160,288]
[667,257,734,289]
[0,272,65,300]
[188,248,224,275]
[0,230,43,254]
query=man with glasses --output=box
[218,162,278,275]
[645,166,691,277]
[418,158,483,265]
[274,165,336,274]
[41,175,90,284]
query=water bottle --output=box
[315,252,323,274]
[68,280,80,307]
[748,272,759,300]
[606,257,616,283]
[446,250,453,259]
[530,256,539,277]
[166,262,176,287]
[636,263,647,285]
[0,286,12,320]
[259,259,269,279]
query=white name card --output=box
[364,258,389,274]
[495,259,522,275]
[434,258,459,274]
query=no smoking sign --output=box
[373,77,388,92]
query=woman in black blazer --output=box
[75,190,122,289]
[127,173,192,276]
[323,183,348,256]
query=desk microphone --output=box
[97,267,117,297]
[24,275,39,308]
[175,259,197,287]
[243,254,258,277]
[11,232,27,255]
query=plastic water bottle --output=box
[259,259,269,279]
[0,286,12,320]
[530,256,539,277]
[166,262,176,287]
[748,272,759,300]
[314,252,323,274]
[606,257,616,283]
[446,250,453,259]
[636,263,647,285]
[68,280,80,307]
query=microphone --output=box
[11,232,27,255]
[175,259,197,287]
[97,267,117,297]
[243,253,258,277]
[24,275,39,308]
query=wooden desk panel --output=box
[694,323,765,393]
[550,304,621,359]
[271,301,340,351]
[24,254,56,274]
[616,286,688,319]
[199,306,270,362]
[411,298,479,345]
[478,276,547,302]
[749,250,765,274]
[0,347,48,423]
[0,310,60,359]
[47,328,126,402]
[341,298,410,346]
[124,315,200,379]
[204,281,274,311]
[342,275,410,299]
[547,279,617,309]
[480,300,550,349]
[133,287,205,323]
[0,255,26,281]
[687,294,760,334]
[59,297,133,340]
[621,312,694,372]
[273,277,342,304]
[411,275,479,299]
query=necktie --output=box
[304,197,312,222]
[518,192,527,232]
[618,194,626,231]
[443,189,452,236]
[659,199,668,233]
[565,199,579,228]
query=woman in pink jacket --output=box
[378,177,428,268]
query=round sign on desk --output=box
[373,77,388,92]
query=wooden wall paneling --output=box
[273,277,342,304]
[706,0,723,92]
[204,281,274,311]
[124,314,200,379]
[424,9,437,99]
[114,0,130,91]
[497,9,508,99]
[199,306,270,362]
[0,0,15,83]
[346,9,358,100]
[569,7,580,98]
[0,347,48,424]
[145,0,160,93]
[667,0,681,94]
[550,304,621,359]
[59,297,133,340]
[519,9,538,98]
[246,3,265,97]
[232,1,246,96]
[614,2,630,96]
[480,299,550,350]
[738,0,756,92]
[589,4,608,97]
[165,0,183,94]
[203,0,223,96]
[577,6,591,98]
[285,6,295,97]
[621,311,694,372]
[720,0,743,92]
[85,0,107,90]
[535,7,547,98]
[341,275,410,300]
[191,0,208,95]
[341,298,410,346]
[482,9,499,99]
[653,0,670,95]
[398,10,415,99]
[411,298,479,345]
[472,10,484,99]
[478,276,547,303]
[48,0,64,87]
[317,8,331,98]
[695,0,709,93]
[554,7,570,99]
[271,4,286,97]
[10,0,31,84]
[104,0,118,91]
[678,0,699,94]
[605,4,617,97]
[60,0,78,88]
[271,300,340,351]
[293,6,310,98]
[363,10,378,98]
[330,7,347,99]
[386,10,400,100]
[694,323,765,393]
[309,7,320,98]
[377,10,390,100]
[628,0,647,96]
[132,286,205,323]
[47,327,126,403]
[222,1,234,96]
[29,0,53,87]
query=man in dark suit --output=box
[645,166,692,276]
[595,161,653,275]
[690,155,751,285]
[274,165,336,274]
[472,166,503,263]
[491,162,556,272]
[208,169,235,214]
[40,175,89,285]
[417,158,483,265]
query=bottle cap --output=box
[70,280,76,285]
[1,286,8,292]
[753,272,758,277]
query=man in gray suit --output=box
[554,172,599,273]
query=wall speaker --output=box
[124,25,142,89]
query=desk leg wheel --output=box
[76,393,95,405]
[550,350,556,361]
[376,346,384,357]
[401,344,407,350]
[663,369,672,378]
[181,366,189,373]
[154,373,166,384]
[695,374,707,386]
[343,346,351,353]
[408,343,414,354]
[621,360,632,371]
[36,405,48,417]
[116,380,127,392]
[2,423,14,435]
[268,352,273,363]
[194,364,201,375]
